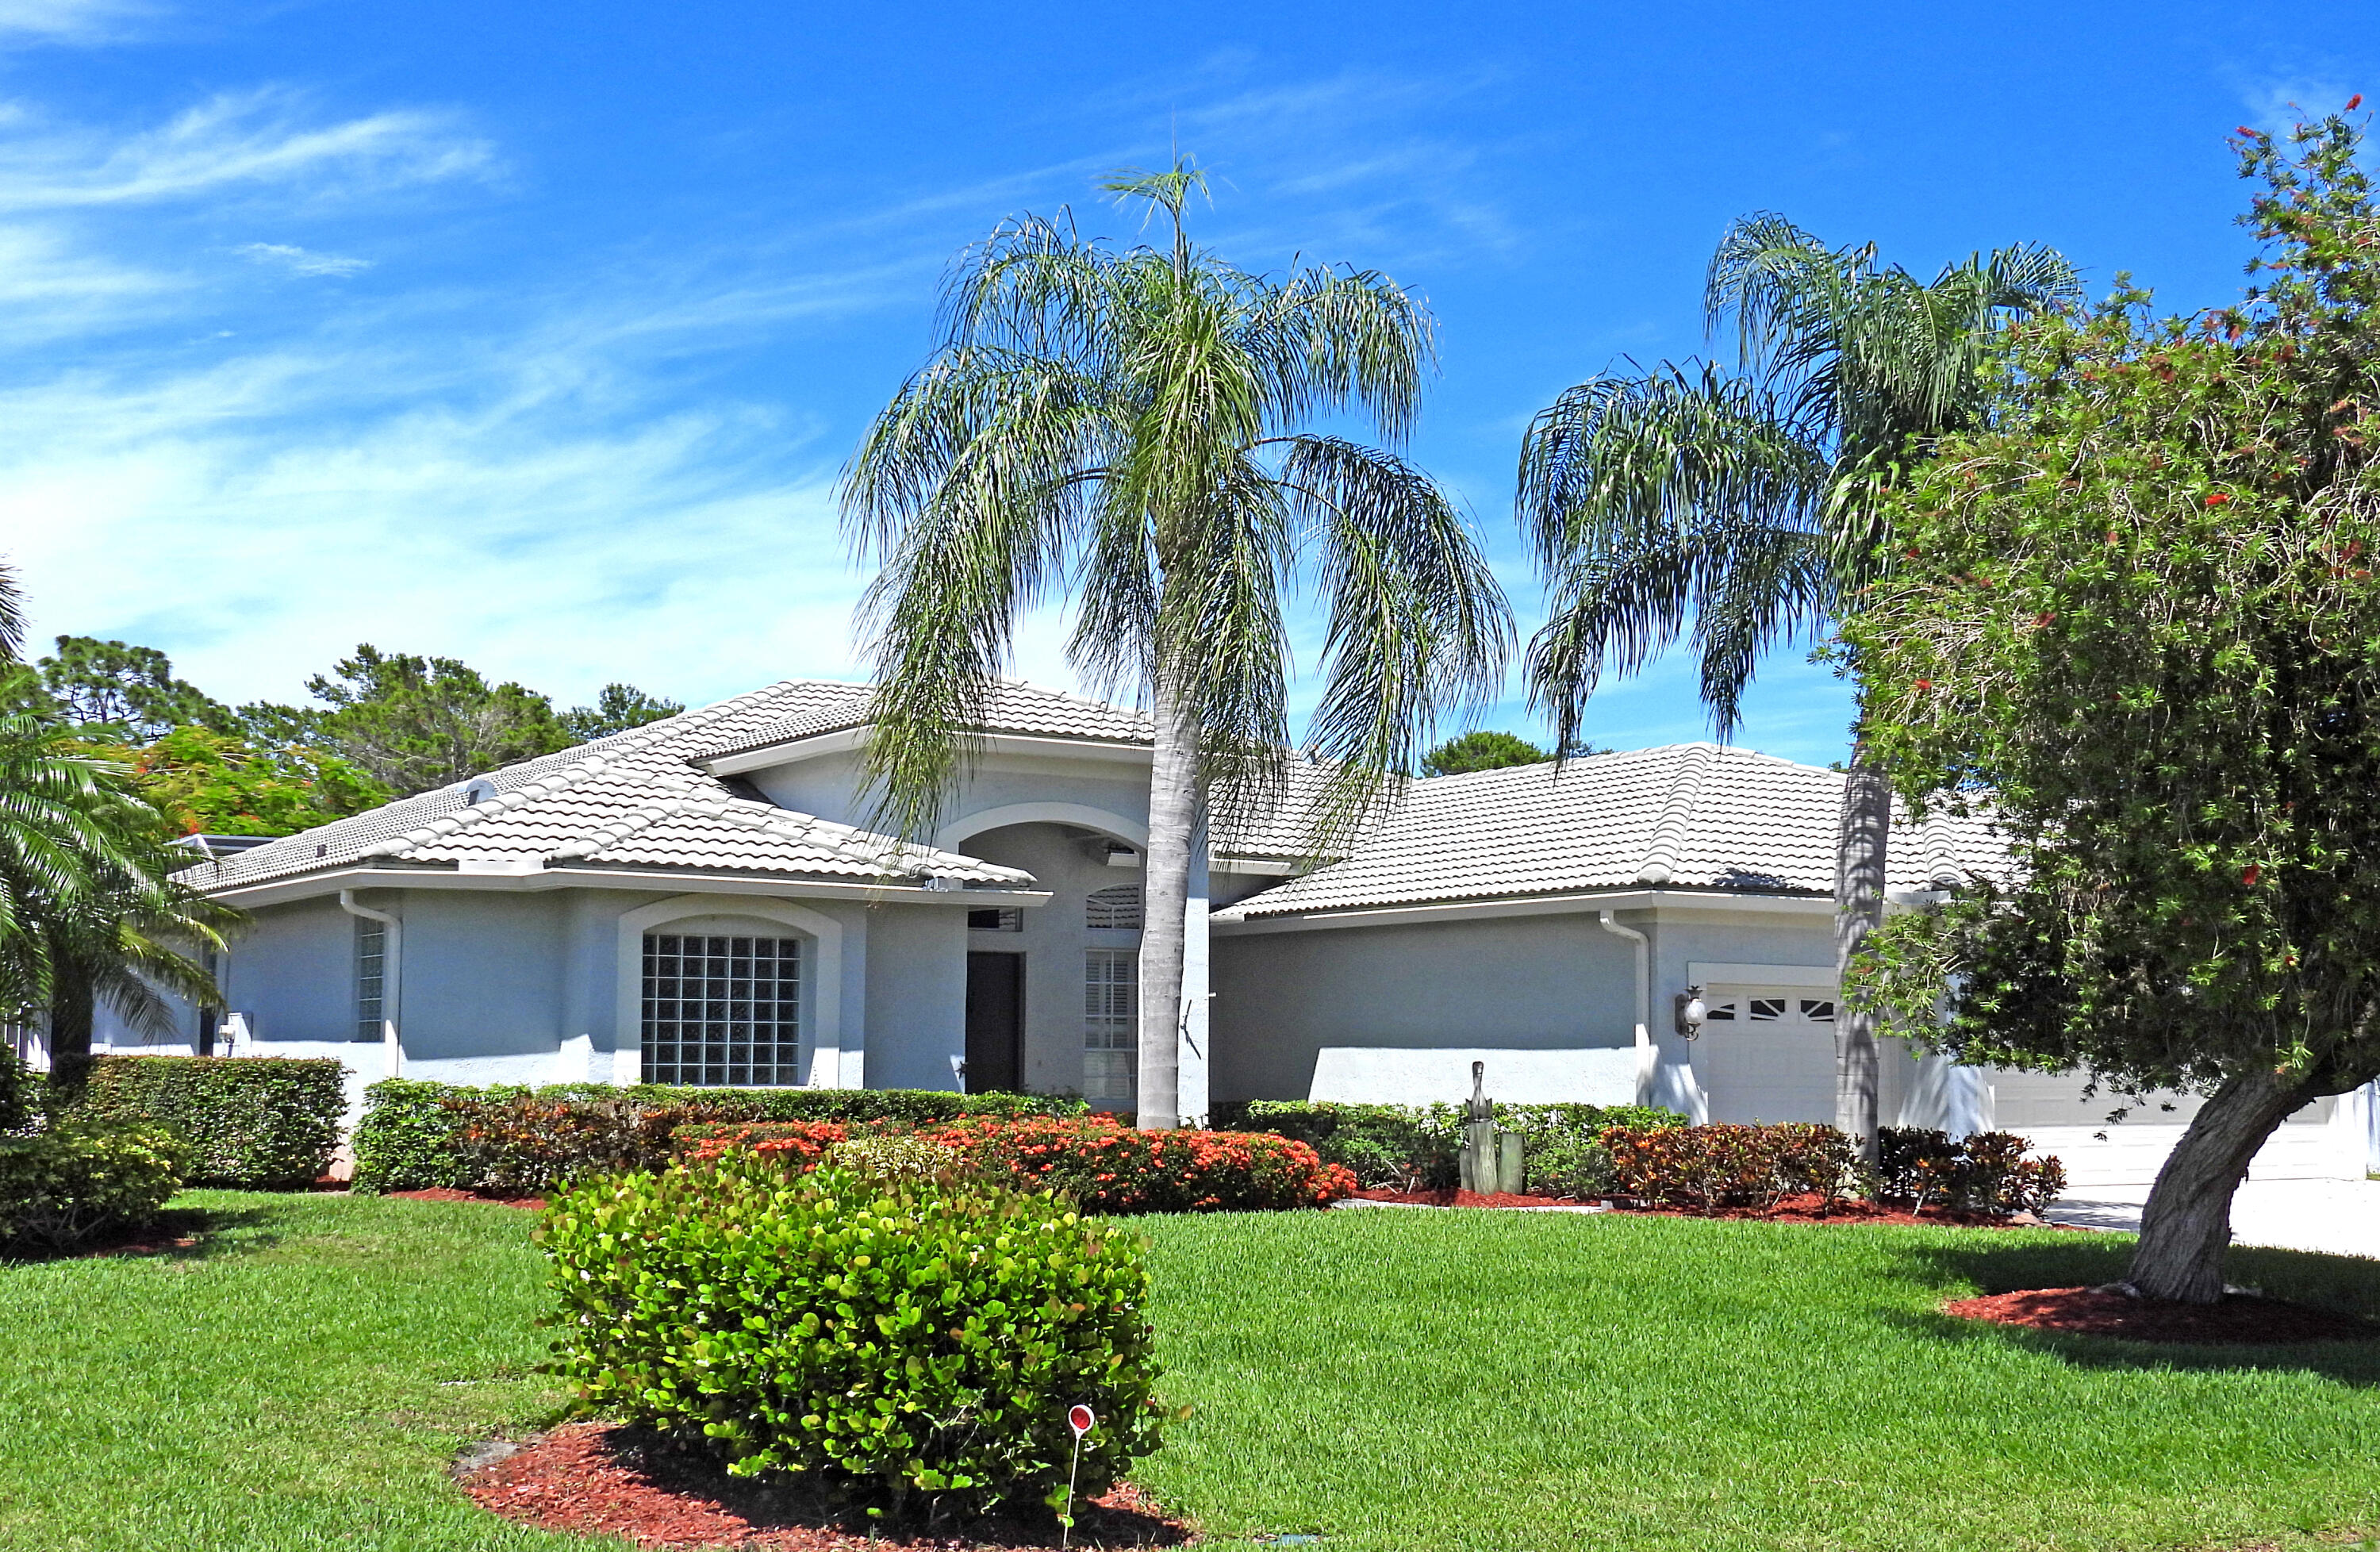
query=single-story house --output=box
[85,677,2374,1188]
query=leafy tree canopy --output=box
[36,636,235,743]
[134,727,390,837]
[561,682,685,743]
[1419,730,1611,775]
[270,644,578,797]
[1842,112,2380,1299]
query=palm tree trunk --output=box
[1136,665,1196,1131]
[2128,1066,2317,1303]
[1833,741,1889,1162]
[46,954,95,1098]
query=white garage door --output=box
[1692,989,1839,1124]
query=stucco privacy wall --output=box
[1209,912,1640,1105]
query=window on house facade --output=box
[968,908,1023,932]
[1085,884,1144,931]
[642,932,803,1086]
[1084,948,1138,1104]
[354,919,385,1043]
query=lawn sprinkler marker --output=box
[1060,1405,1095,1551]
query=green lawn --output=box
[3,1193,2378,1551]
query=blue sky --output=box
[2,1,2370,763]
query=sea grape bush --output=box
[539,1157,1168,1517]
[684,1116,1357,1213]
[1875,1128,2067,1215]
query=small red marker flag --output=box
[1069,1405,1094,1437]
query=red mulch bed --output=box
[1349,1187,2058,1227]
[1944,1286,2380,1346]
[1351,1187,1576,1208]
[457,1422,1193,1550]
[386,1187,548,1211]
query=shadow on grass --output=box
[1883,1234,2380,1382]
[0,1202,285,1267]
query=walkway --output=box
[2048,1177,2380,1261]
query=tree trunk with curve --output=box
[1135,667,1197,1131]
[1833,743,1889,1163]
[2126,1066,2330,1303]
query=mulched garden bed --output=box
[1348,1188,2059,1227]
[385,1187,548,1211]
[457,1421,1193,1550]
[1944,1285,2380,1345]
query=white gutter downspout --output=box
[338,890,402,1078]
[1597,911,1653,1106]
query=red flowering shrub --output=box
[1875,1128,2066,1215]
[675,1116,1356,1213]
[1599,1123,1858,1214]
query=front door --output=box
[964,951,1024,1093]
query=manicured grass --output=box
[0,1191,580,1551]
[1133,1210,2380,1551]
[4,1193,2378,1550]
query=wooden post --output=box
[1497,1131,1525,1195]
[1461,1061,1496,1193]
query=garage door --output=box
[1692,989,1838,1124]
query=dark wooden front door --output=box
[964,952,1024,1093]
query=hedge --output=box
[540,1156,1168,1516]
[1597,1123,2069,1216]
[1216,1099,1687,1192]
[1875,1128,2068,1216]
[351,1080,1091,1194]
[683,1115,1357,1213]
[80,1056,346,1188]
[1,1124,186,1250]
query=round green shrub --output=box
[0,1124,186,1250]
[538,1155,1168,1518]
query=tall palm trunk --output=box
[1833,740,1889,1162]
[2129,1066,2317,1303]
[1136,665,1196,1130]
[45,954,95,1097]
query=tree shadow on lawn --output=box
[1884,1234,2380,1384]
[0,1203,284,1268]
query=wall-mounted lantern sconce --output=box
[1674,985,1708,1039]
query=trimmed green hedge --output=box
[81,1056,346,1188]
[1215,1099,1687,1192]
[351,1080,1091,1194]
[0,1124,186,1250]
[541,1157,1168,1516]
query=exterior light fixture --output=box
[1674,985,1708,1039]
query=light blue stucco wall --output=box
[861,901,969,1091]
[1208,912,1639,1104]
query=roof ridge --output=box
[359,755,616,860]
[1633,744,1718,886]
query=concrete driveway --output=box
[2048,1177,2380,1261]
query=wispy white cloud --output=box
[0,89,495,211]
[0,0,154,45]
[233,240,370,277]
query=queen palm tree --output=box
[0,667,236,1086]
[1517,215,2079,1154]
[846,162,1509,1128]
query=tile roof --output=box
[185,679,1036,895]
[691,679,1153,763]
[1211,743,2005,921]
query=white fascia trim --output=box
[1212,856,1298,876]
[209,864,1052,912]
[708,728,1152,777]
[1211,888,1837,935]
[1688,961,1837,989]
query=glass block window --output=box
[968,908,1023,932]
[642,933,803,1086]
[1085,884,1144,932]
[354,919,385,1043]
[1084,948,1138,1104]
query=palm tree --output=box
[846,162,1510,1128]
[1517,215,2078,1154]
[0,669,236,1086]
